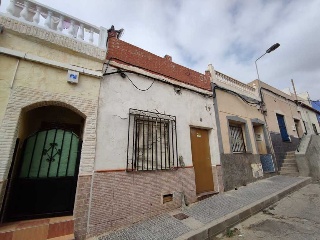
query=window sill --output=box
[232,151,253,154]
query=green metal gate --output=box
[6,129,82,221]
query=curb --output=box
[176,177,312,240]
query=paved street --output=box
[217,182,320,240]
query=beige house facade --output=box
[0,1,106,239]
[208,66,275,191]
[248,80,319,168]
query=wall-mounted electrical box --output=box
[67,70,79,84]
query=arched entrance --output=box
[3,104,85,221]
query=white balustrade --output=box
[3,0,107,48]
[32,6,40,24]
[19,1,29,20]
[215,71,256,95]
[89,28,94,43]
[44,10,52,29]
[6,0,16,15]
[57,15,64,32]
[78,24,84,40]
[67,19,75,36]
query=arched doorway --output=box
[3,104,85,221]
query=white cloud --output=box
[1,0,319,100]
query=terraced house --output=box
[208,66,276,191]
[0,1,319,240]
[88,27,222,237]
[0,1,106,239]
[248,80,320,170]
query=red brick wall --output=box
[87,168,197,237]
[107,37,211,91]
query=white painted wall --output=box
[95,66,220,170]
[299,106,320,135]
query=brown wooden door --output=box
[190,127,214,194]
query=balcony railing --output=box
[4,0,107,48]
[215,70,256,94]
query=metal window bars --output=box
[127,109,178,171]
[230,125,246,153]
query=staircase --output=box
[0,216,74,240]
[280,151,299,176]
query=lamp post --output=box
[254,43,280,173]
[255,43,280,80]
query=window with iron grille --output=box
[230,125,246,153]
[127,109,178,171]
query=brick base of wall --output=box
[86,168,197,238]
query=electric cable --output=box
[125,73,155,92]
[104,68,209,97]
[213,85,261,106]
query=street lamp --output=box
[255,43,280,80]
[254,43,280,173]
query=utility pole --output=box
[291,79,298,102]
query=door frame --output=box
[189,126,214,194]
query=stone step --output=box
[282,163,298,168]
[280,172,299,177]
[286,151,295,154]
[0,216,74,240]
[49,234,74,240]
[282,159,297,164]
[284,155,295,159]
[280,169,299,174]
[286,151,296,155]
[281,166,298,172]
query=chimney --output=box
[107,25,124,39]
[164,55,172,61]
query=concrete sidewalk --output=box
[96,175,311,240]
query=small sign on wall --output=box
[251,163,263,178]
[67,70,79,84]
[255,133,263,141]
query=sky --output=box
[1,0,320,100]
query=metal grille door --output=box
[6,129,81,221]
[230,125,246,152]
